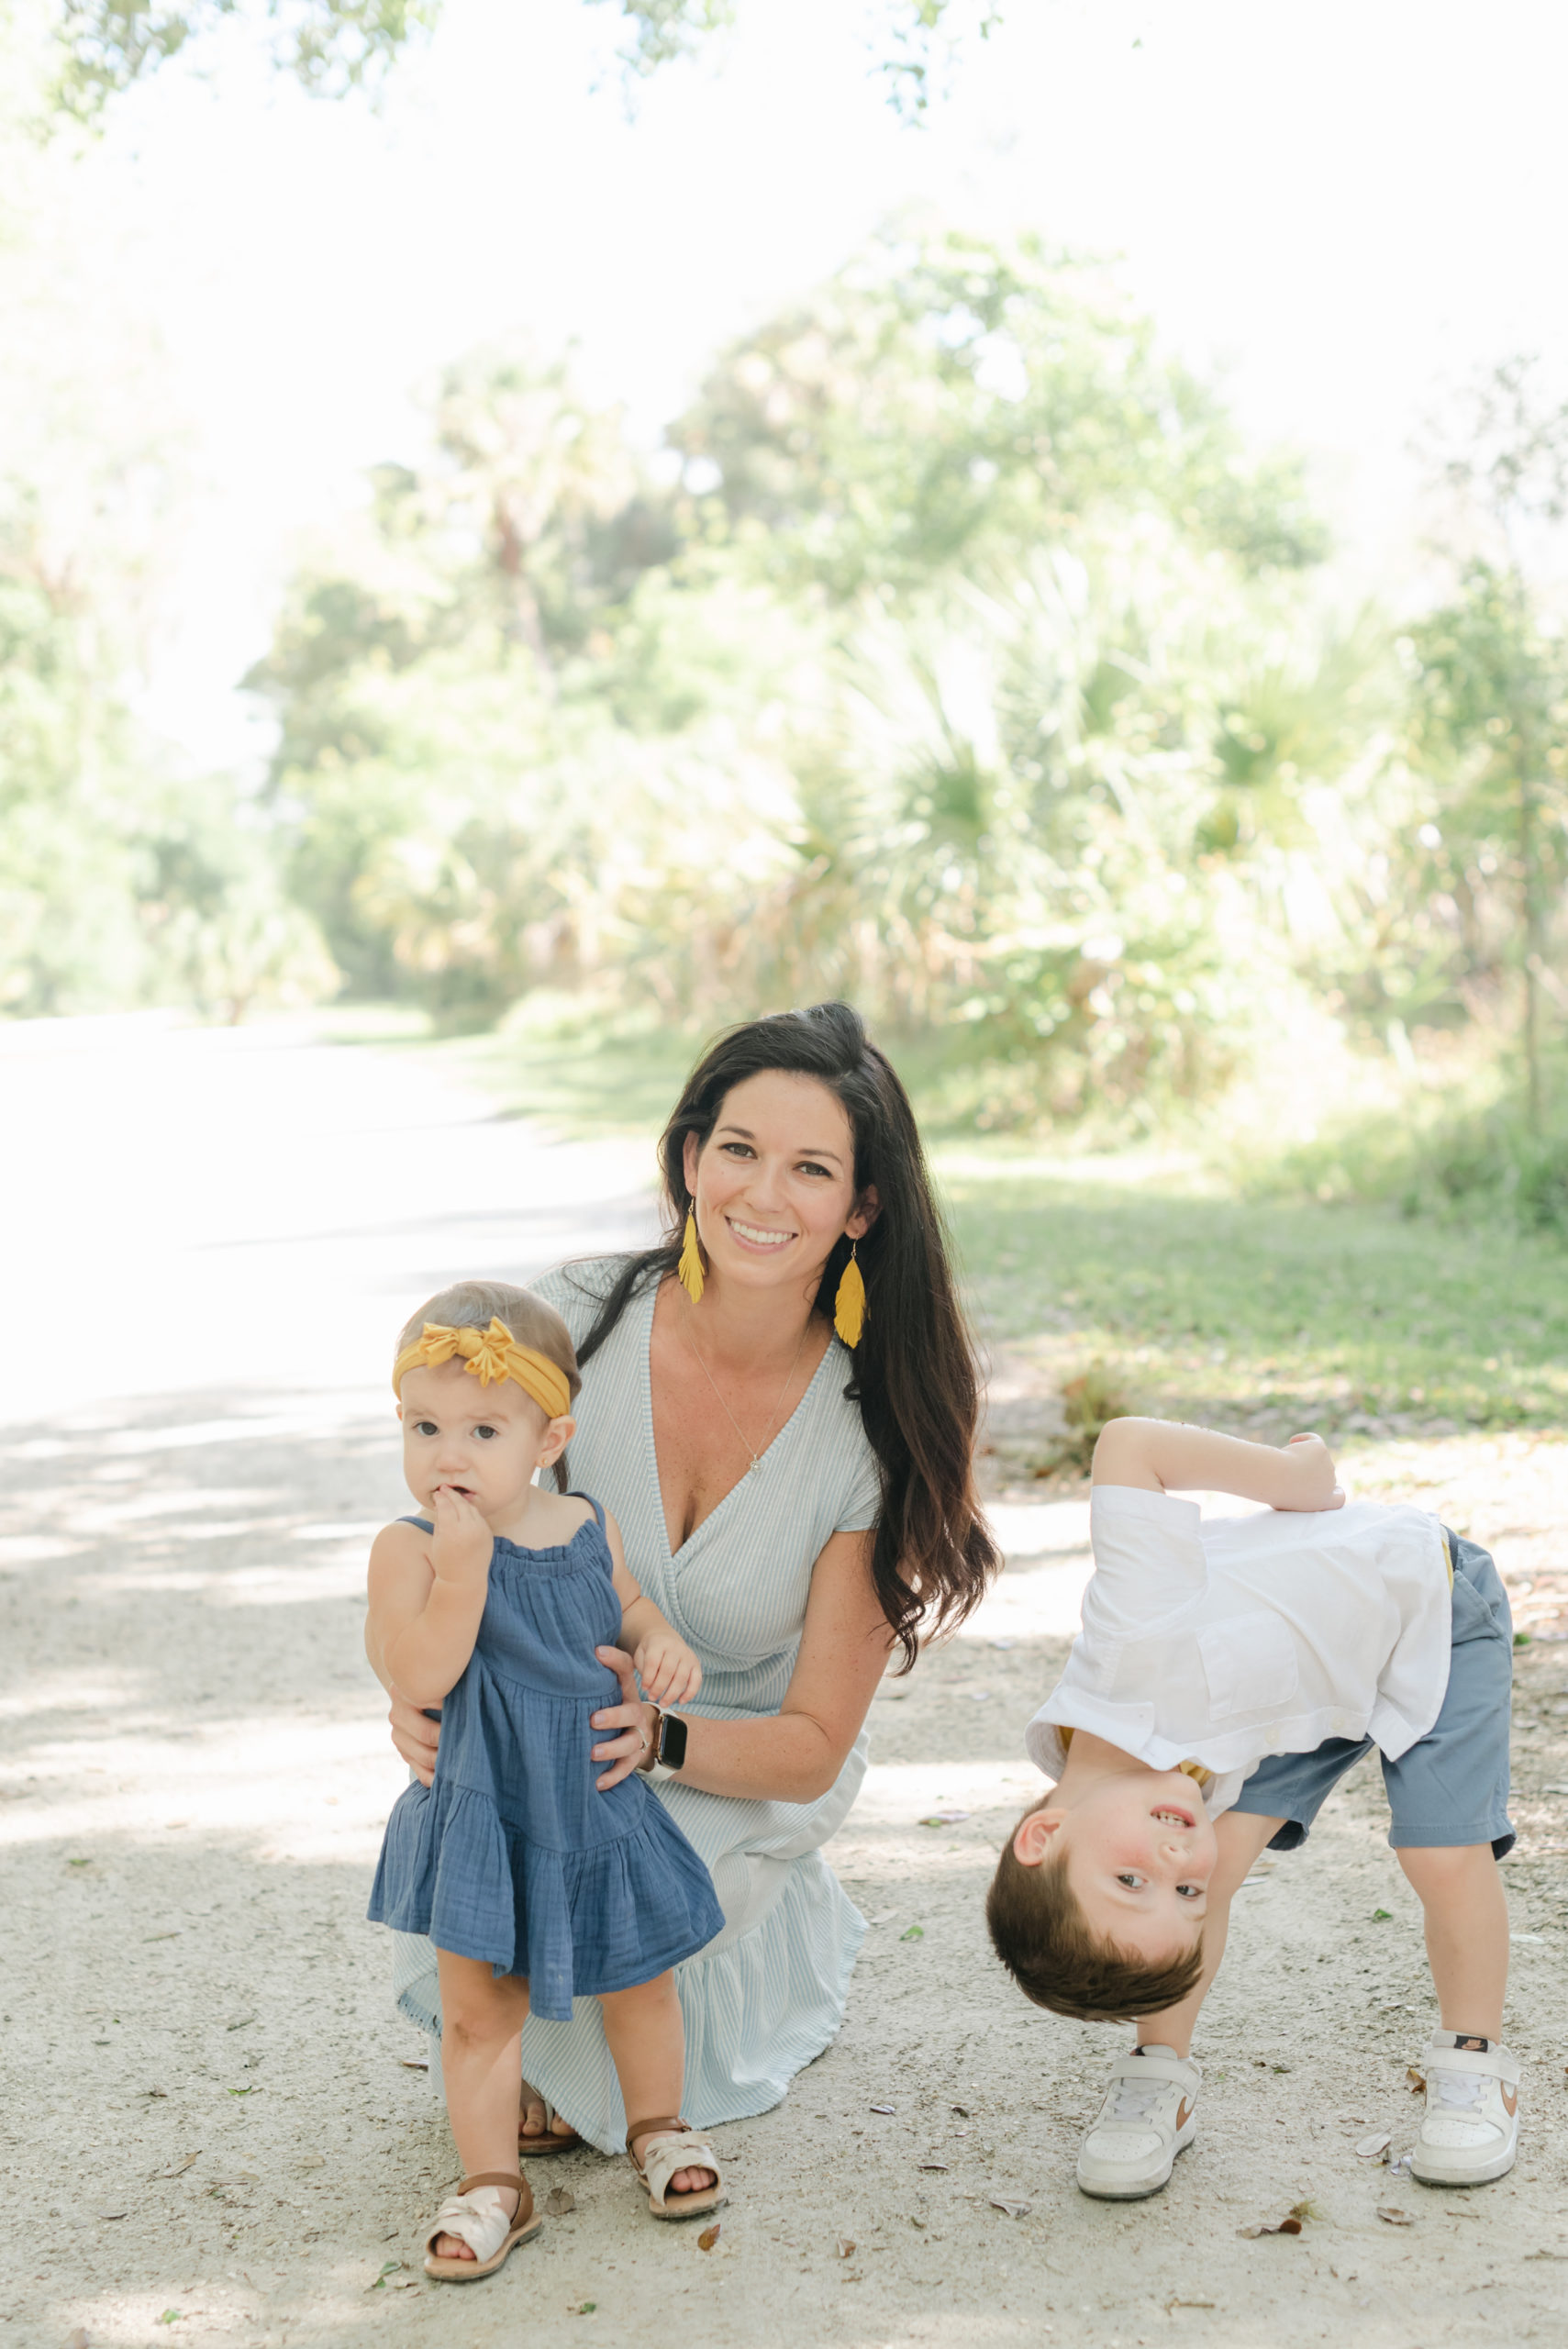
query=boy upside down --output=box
[988,1419,1518,2198]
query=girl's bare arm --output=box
[590,1527,894,1798]
[366,1489,494,1709]
[1092,1418,1344,1511]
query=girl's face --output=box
[682,1070,876,1302]
[397,1360,572,1529]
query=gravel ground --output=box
[3,1018,1566,2348]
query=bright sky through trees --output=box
[30,0,1568,769]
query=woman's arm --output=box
[1092,1419,1344,1511]
[367,1491,493,1709]
[590,1527,895,1800]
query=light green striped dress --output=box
[389,1258,883,2152]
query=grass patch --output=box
[943,1168,1568,1435]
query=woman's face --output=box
[683,1070,875,1298]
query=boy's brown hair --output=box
[396,1280,582,1406]
[986,1818,1205,2023]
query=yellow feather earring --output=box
[677,1202,706,1305]
[833,1241,866,1348]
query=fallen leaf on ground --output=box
[918,2161,949,2173]
[918,1811,970,1827]
[1355,2132,1392,2160]
[1288,2200,1323,2222]
[908,2216,926,2229]
[398,2057,428,2070]
[1371,1908,1393,1920]
[837,2239,855,2257]
[1376,2207,1415,2227]
[951,2104,970,2117]
[1406,2067,1425,2091]
[899,1925,924,1942]
[366,2261,404,2291]
[569,2300,596,2315]
[225,2017,255,2032]
[869,2103,895,2114]
[153,2154,200,2179]
[697,2223,721,2251]
[98,2210,128,2221]
[545,2187,575,2217]
[990,2198,1030,2219]
[1237,2218,1302,2238]
[156,2315,183,2328]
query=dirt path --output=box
[3,1019,1566,2349]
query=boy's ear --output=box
[1012,1806,1063,1869]
[395,1403,405,1424]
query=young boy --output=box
[987,1418,1518,2199]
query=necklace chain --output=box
[682,1301,810,1473]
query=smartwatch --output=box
[643,1707,688,1778]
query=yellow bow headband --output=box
[393,1318,573,1421]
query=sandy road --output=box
[3,1016,1567,2349]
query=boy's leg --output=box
[1384,1530,1518,2188]
[1397,1842,1507,2042]
[434,1950,531,2258]
[1396,1842,1518,2187]
[1075,1811,1281,2200]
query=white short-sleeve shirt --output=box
[1024,1488,1453,1820]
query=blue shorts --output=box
[1229,1531,1514,1858]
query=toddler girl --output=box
[366,1279,726,2282]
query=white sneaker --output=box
[1410,2038,1520,2188]
[1075,2046,1201,2199]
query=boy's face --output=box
[397,1361,573,1529]
[1017,1771,1218,1965]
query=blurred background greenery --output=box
[7,0,1568,1284]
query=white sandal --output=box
[422,2169,542,2281]
[625,2112,726,2221]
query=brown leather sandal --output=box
[625,2113,726,2221]
[518,2097,582,2156]
[422,2169,542,2281]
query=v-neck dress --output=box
[389,1259,883,2152]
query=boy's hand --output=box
[428,1484,494,1583]
[1276,1432,1345,1512]
[633,1627,703,1708]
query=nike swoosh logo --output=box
[1502,2087,1518,2117]
[1176,2099,1194,2130]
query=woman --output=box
[376,1000,999,2154]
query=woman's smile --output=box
[725,1216,796,1252]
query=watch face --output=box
[661,1712,689,1770]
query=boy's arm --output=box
[1092,1419,1344,1512]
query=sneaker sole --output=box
[1411,2141,1518,2188]
[1076,2120,1197,2202]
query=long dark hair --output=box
[563,1001,1001,1667]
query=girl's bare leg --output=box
[1396,1843,1508,2040]
[434,1950,531,2260]
[599,1973,714,2192]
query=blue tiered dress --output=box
[367,1496,723,2018]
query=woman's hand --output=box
[591,1645,659,1791]
[632,1626,703,1708]
[389,1690,442,1786]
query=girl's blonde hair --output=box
[395,1280,582,1406]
